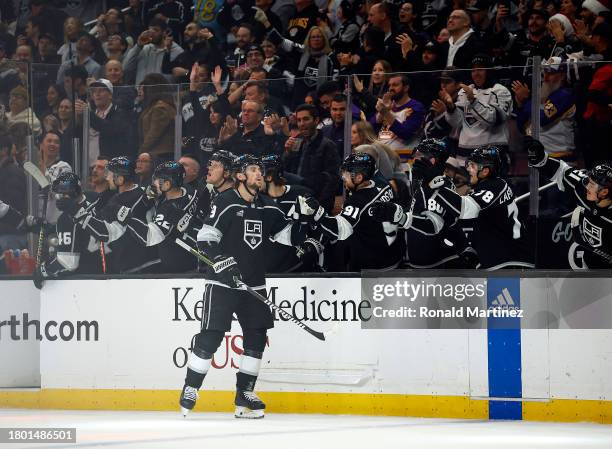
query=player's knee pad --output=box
[194,330,225,354]
[242,328,267,354]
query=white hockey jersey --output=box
[445,83,513,150]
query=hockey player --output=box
[73,156,161,274]
[32,173,102,288]
[124,161,202,273]
[294,153,403,271]
[194,150,236,219]
[372,138,478,268]
[180,154,307,419]
[527,138,612,269]
[260,154,323,272]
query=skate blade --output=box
[234,406,265,419]
[181,407,191,417]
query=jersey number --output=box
[507,202,521,239]
[58,232,72,246]
[474,190,494,203]
[342,206,360,220]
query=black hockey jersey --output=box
[541,158,612,268]
[432,177,534,269]
[317,181,403,271]
[197,189,306,287]
[405,177,470,268]
[78,185,160,274]
[262,184,314,273]
[126,187,202,273]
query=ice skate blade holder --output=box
[235,406,265,419]
[181,407,192,417]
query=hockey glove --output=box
[33,263,48,290]
[370,202,408,227]
[296,237,324,268]
[525,136,547,167]
[411,158,440,185]
[295,195,325,222]
[212,255,243,288]
[145,184,160,201]
[458,246,480,269]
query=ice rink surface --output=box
[2,409,612,449]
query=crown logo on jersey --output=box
[582,218,602,248]
[244,219,263,250]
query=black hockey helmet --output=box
[209,150,235,171]
[261,154,283,178]
[153,160,185,188]
[106,156,136,178]
[467,146,502,177]
[232,154,264,174]
[414,138,450,165]
[585,163,612,192]
[341,152,376,180]
[52,172,82,198]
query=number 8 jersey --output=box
[432,177,534,269]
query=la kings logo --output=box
[582,218,603,248]
[244,220,262,249]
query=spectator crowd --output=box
[0,0,611,272]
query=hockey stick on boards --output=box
[23,161,50,267]
[175,238,326,341]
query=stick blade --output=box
[23,161,50,189]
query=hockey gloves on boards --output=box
[525,136,546,167]
[370,202,411,227]
[296,237,324,267]
[212,255,243,288]
[33,263,49,290]
[294,196,325,223]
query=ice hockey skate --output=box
[179,385,198,417]
[234,390,265,419]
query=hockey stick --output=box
[175,238,326,341]
[23,162,51,268]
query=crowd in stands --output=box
[0,0,611,271]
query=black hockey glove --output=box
[212,255,243,288]
[33,263,48,290]
[369,202,409,227]
[294,195,325,222]
[56,197,82,216]
[296,237,324,268]
[525,136,546,167]
[411,158,440,185]
[458,246,480,269]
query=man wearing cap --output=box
[514,57,576,162]
[445,54,513,162]
[424,67,462,153]
[75,79,136,164]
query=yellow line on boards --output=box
[1,390,611,423]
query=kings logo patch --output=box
[244,219,263,249]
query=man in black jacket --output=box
[75,78,136,162]
[442,9,485,70]
[283,104,341,212]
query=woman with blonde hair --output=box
[268,25,337,107]
[351,121,406,182]
[57,17,84,64]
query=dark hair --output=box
[64,64,88,81]
[339,0,356,20]
[238,22,254,35]
[48,83,66,103]
[388,73,410,87]
[331,93,347,104]
[148,17,168,31]
[295,103,319,119]
[316,80,341,98]
[245,80,268,96]
[362,26,385,54]
[180,153,200,164]
[27,15,45,30]
[39,129,61,144]
[141,73,175,109]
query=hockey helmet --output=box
[585,163,612,192]
[106,156,136,178]
[153,160,185,188]
[209,150,235,171]
[52,172,82,198]
[261,154,283,178]
[414,138,450,165]
[232,154,264,174]
[341,152,376,180]
[467,146,502,177]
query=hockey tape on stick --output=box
[175,238,326,341]
[23,161,50,189]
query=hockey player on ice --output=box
[527,137,612,269]
[179,154,307,419]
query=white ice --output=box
[2,409,612,449]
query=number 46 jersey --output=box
[432,177,534,269]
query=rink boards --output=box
[1,275,611,424]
